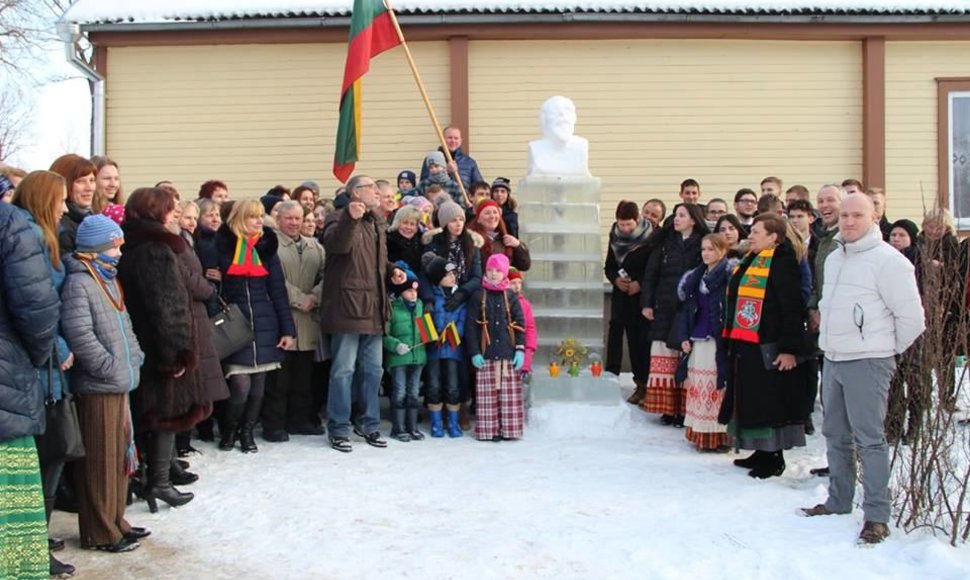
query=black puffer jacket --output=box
[216,225,296,367]
[57,202,91,254]
[387,230,423,276]
[641,228,704,343]
[0,204,60,442]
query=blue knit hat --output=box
[397,170,416,186]
[76,214,124,253]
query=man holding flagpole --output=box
[320,174,403,452]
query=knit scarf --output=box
[724,247,775,343]
[78,255,125,311]
[482,274,510,292]
[428,171,450,185]
[227,234,268,277]
[609,220,652,265]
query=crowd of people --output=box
[0,135,961,578]
[0,127,544,578]
[605,175,970,544]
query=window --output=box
[938,79,970,230]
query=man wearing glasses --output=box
[320,175,405,452]
[733,188,758,233]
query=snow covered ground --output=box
[50,377,970,580]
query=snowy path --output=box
[51,385,970,579]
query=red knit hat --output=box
[508,267,523,282]
[475,198,501,220]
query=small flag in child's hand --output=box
[439,321,461,349]
[416,313,438,344]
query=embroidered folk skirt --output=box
[682,339,728,450]
[0,436,47,580]
[475,360,524,440]
[642,341,685,416]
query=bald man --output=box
[803,193,924,545]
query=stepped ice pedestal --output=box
[528,371,620,407]
[518,175,604,366]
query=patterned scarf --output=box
[724,246,775,343]
[227,234,268,277]
[609,219,652,265]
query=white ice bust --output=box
[527,96,591,178]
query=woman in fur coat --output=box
[118,187,209,512]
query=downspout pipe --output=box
[56,20,105,156]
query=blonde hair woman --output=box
[215,200,296,453]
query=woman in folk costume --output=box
[719,213,811,479]
[466,254,527,441]
[674,233,733,452]
[60,215,148,553]
[640,203,709,426]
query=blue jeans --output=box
[390,365,423,409]
[327,333,383,438]
[425,358,460,406]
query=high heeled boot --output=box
[238,396,262,453]
[218,402,245,451]
[144,431,194,513]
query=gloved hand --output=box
[471,354,485,369]
[394,343,410,355]
[513,350,525,371]
[445,290,466,312]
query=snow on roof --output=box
[63,0,970,25]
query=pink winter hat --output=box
[485,253,510,277]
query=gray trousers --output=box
[821,356,896,523]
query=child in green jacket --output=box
[384,269,427,441]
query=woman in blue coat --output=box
[215,200,296,453]
[11,170,78,576]
[0,196,60,579]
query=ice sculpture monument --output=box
[519,96,619,404]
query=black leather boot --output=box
[144,431,194,513]
[218,403,244,451]
[45,497,75,577]
[238,397,261,453]
[170,458,199,485]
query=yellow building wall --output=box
[468,39,862,248]
[886,41,970,225]
[105,42,450,199]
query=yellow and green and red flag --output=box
[439,321,461,349]
[333,0,402,183]
[415,313,439,344]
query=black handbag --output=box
[209,296,255,360]
[35,355,85,465]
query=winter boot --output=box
[733,450,769,469]
[406,408,424,441]
[429,409,445,438]
[170,458,199,486]
[391,408,411,442]
[626,381,646,405]
[748,451,785,479]
[447,408,463,438]
[237,397,261,453]
[218,402,244,451]
[145,431,194,513]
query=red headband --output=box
[475,199,501,220]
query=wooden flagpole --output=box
[383,0,472,208]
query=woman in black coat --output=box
[118,188,210,512]
[604,201,654,404]
[639,203,708,425]
[720,213,811,478]
[215,200,296,454]
[387,205,424,275]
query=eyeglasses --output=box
[354,183,377,191]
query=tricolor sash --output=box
[724,247,775,343]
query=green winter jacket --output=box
[808,225,840,310]
[383,298,428,368]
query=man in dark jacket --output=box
[321,175,403,452]
[419,126,484,193]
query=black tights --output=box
[228,372,266,422]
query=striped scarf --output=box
[227,234,268,277]
[724,247,775,343]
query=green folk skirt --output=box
[0,436,48,579]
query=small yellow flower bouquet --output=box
[555,338,588,376]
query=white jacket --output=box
[819,224,925,361]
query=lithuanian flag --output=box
[333,0,402,183]
[439,321,461,349]
[415,313,439,344]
